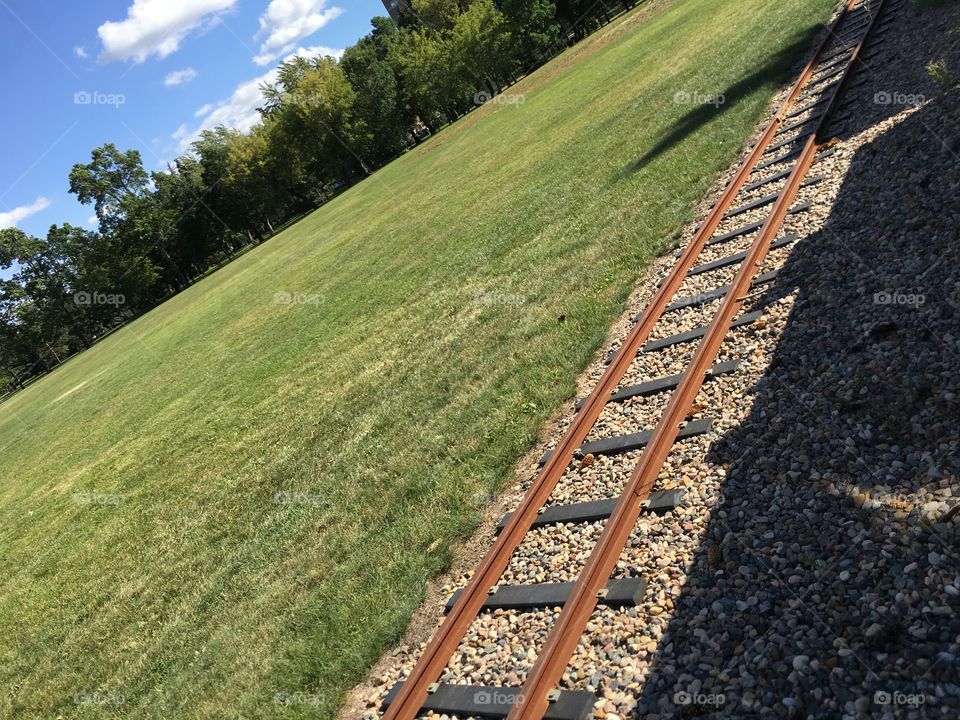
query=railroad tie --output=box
[537,417,712,466]
[763,130,818,157]
[652,234,797,292]
[752,145,804,172]
[807,65,847,90]
[741,167,794,194]
[795,77,842,104]
[708,198,816,254]
[666,270,780,311]
[615,300,780,363]
[774,111,825,140]
[495,489,685,533]
[687,233,798,277]
[642,310,762,353]
[783,94,831,121]
[809,51,854,78]
[723,177,821,218]
[383,683,596,720]
[445,577,647,613]
[574,360,741,410]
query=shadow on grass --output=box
[631,82,960,717]
[625,23,828,174]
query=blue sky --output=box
[0,0,385,240]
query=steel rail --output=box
[382,1,875,717]
[508,1,885,717]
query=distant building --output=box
[381,0,406,22]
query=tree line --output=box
[0,0,639,393]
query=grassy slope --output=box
[0,0,832,717]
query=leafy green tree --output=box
[0,274,42,383]
[0,229,45,380]
[0,227,76,371]
[392,28,458,121]
[264,56,369,182]
[50,222,156,336]
[341,18,415,165]
[449,0,514,96]
[501,0,560,69]
[190,126,295,242]
[69,144,172,291]
[407,0,462,32]
[68,144,149,228]
[151,156,239,283]
[554,0,612,39]
[0,227,42,269]
[223,123,299,235]
[190,128,254,244]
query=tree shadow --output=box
[625,23,828,175]
[631,55,960,720]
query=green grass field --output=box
[0,0,832,716]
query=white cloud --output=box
[175,71,273,153]
[173,44,343,153]
[74,46,89,59]
[253,0,343,66]
[0,197,51,230]
[164,67,198,86]
[97,0,236,63]
[172,124,192,141]
[87,215,98,226]
[288,44,343,63]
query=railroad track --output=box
[381,1,897,717]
